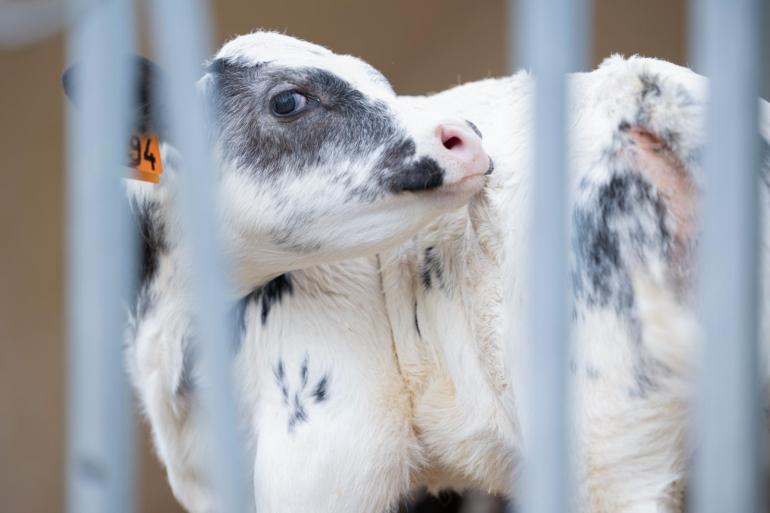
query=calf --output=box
[65,31,492,513]
[63,32,770,513]
[386,57,769,513]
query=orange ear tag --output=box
[128,133,163,183]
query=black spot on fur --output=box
[133,199,166,295]
[231,294,252,353]
[300,356,309,388]
[248,274,294,325]
[273,356,331,432]
[572,171,670,313]
[572,159,677,399]
[636,73,664,128]
[273,359,289,405]
[288,393,308,432]
[386,156,444,192]
[421,246,444,290]
[312,375,329,403]
[130,197,168,343]
[639,73,662,100]
[414,302,422,338]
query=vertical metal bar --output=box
[513,0,588,512]
[65,1,137,512]
[145,1,251,511]
[692,1,764,513]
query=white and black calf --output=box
[63,32,770,513]
[64,32,492,513]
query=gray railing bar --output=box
[513,0,588,512]
[65,0,137,512]
[692,1,764,513]
[145,0,251,511]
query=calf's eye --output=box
[270,90,316,117]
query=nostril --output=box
[443,135,462,151]
[435,123,489,178]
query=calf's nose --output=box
[437,123,491,180]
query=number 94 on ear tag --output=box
[128,133,163,183]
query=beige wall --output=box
[0,2,691,512]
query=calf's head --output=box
[64,31,492,288]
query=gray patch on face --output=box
[208,59,419,185]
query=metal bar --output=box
[691,1,764,513]
[513,0,588,512]
[145,1,252,511]
[65,0,137,512]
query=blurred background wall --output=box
[0,0,740,511]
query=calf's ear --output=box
[61,55,167,136]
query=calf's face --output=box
[207,32,492,281]
[64,31,492,287]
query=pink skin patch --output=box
[625,127,698,287]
